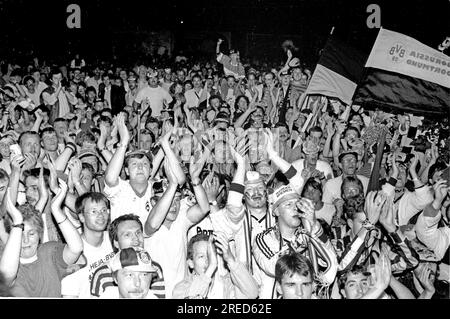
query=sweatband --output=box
[230,183,245,194]
[284,165,297,179]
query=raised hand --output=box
[37,167,48,199]
[51,178,69,209]
[116,112,130,145]
[416,264,435,295]
[164,158,179,186]
[432,180,449,209]
[10,154,25,172]
[213,231,234,264]
[365,191,387,225]
[379,196,396,233]
[335,120,347,135]
[203,174,221,203]
[190,144,210,179]
[64,131,75,145]
[409,153,419,177]
[296,198,317,233]
[263,128,277,159]
[5,188,23,224]
[370,250,392,293]
[46,157,60,194]
[205,236,218,278]
[68,158,82,184]
[22,153,37,171]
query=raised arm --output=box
[35,167,49,214]
[234,100,256,129]
[105,113,130,187]
[54,132,77,171]
[0,188,23,286]
[97,122,113,163]
[31,109,44,132]
[186,149,210,225]
[0,155,24,219]
[216,38,223,56]
[144,159,178,236]
[264,128,305,193]
[50,179,83,265]
[214,231,259,298]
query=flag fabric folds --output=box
[305,36,367,105]
[354,28,450,115]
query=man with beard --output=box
[61,192,115,298]
[252,184,338,298]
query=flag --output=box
[305,35,368,105]
[354,28,450,115]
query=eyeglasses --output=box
[86,208,109,216]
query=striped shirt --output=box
[90,261,166,298]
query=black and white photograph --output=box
[0,0,448,306]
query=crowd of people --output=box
[0,38,448,299]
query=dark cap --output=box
[338,150,358,162]
[214,112,230,124]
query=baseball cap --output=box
[302,140,320,155]
[109,247,157,273]
[125,149,153,162]
[280,70,290,77]
[229,49,239,55]
[338,150,358,162]
[269,184,300,211]
[245,171,264,186]
[214,112,230,124]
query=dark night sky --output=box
[0,0,448,64]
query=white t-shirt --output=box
[61,232,115,298]
[134,85,173,117]
[103,178,153,227]
[144,198,192,299]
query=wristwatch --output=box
[192,180,202,187]
[12,223,25,231]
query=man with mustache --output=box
[108,247,158,299]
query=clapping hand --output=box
[213,231,235,264]
[365,191,387,225]
[5,188,22,225]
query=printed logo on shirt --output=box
[196,226,214,236]
[88,252,116,281]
